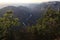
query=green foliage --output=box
[36,8,60,40]
[26,8,60,40]
[0,10,20,40]
[0,7,60,40]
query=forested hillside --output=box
[0,1,60,40]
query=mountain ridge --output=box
[0,1,60,26]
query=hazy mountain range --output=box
[0,1,60,26]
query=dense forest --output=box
[0,7,60,40]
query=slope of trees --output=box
[25,8,60,40]
[0,10,20,40]
[0,7,60,40]
[37,8,60,40]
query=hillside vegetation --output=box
[0,6,60,40]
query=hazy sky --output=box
[0,0,60,8]
[0,0,60,4]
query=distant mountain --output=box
[0,6,32,26]
[0,1,60,26]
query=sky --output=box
[0,0,60,4]
[0,0,60,8]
